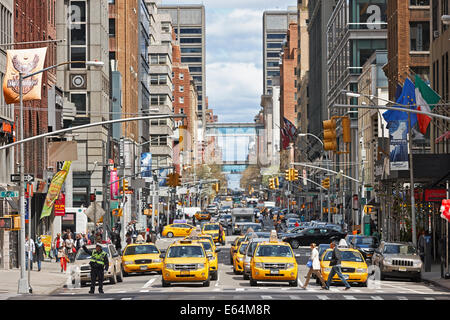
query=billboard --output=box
[389,120,409,171]
[141,152,152,178]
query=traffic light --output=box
[175,173,181,187]
[292,169,299,181]
[342,116,351,143]
[323,118,337,151]
[275,177,279,188]
[269,178,275,189]
[123,179,129,192]
[285,169,291,181]
[322,178,330,189]
[215,182,220,193]
[90,193,96,202]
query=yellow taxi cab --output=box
[233,241,248,274]
[197,234,216,250]
[230,236,244,264]
[320,248,369,287]
[201,222,226,245]
[160,239,210,287]
[162,223,195,238]
[249,238,298,287]
[188,237,220,280]
[121,243,162,276]
[194,211,211,221]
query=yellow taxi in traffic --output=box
[194,211,211,221]
[188,237,220,280]
[233,241,248,274]
[249,239,298,287]
[197,234,216,250]
[230,236,244,264]
[201,222,226,245]
[320,248,369,287]
[162,223,195,238]
[121,243,162,276]
[161,239,210,287]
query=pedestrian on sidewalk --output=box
[25,235,35,271]
[82,243,109,294]
[418,230,426,263]
[302,243,327,289]
[65,234,76,263]
[324,241,351,291]
[58,243,69,273]
[35,237,46,271]
[52,233,62,262]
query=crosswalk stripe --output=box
[143,278,156,288]
[289,295,302,300]
[261,295,273,299]
[317,295,330,300]
[343,295,357,300]
[398,296,408,300]
[424,297,435,300]
[371,296,383,300]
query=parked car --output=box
[349,235,379,262]
[372,241,422,282]
[281,227,346,249]
[73,244,123,286]
[286,218,303,231]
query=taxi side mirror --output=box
[215,248,221,253]
[295,253,300,258]
[159,253,166,259]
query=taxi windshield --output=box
[167,245,205,258]
[200,241,213,252]
[203,224,219,231]
[255,245,293,257]
[239,243,248,255]
[124,245,159,256]
[323,250,364,262]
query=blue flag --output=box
[382,78,417,131]
[394,83,403,101]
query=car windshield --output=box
[323,250,364,262]
[255,245,293,257]
[76,247,109,260]
[239,243,248,255]
[203,224,219,231]
[221,215,231,219]
[200,242,213,252]
[242,225,261,232]
[167,245,205,258]
[124,245,159,256]
[235,217,253,223]
[383,244,417,255]
[247,242,260,257]
[355,237,376,246]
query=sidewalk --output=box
[421,263,450,291]
[0,258,72,299]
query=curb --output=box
[422,277,450,291]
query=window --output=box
[189,66,202,73]
[150,94,168,105]
[180,108,184,114]
[267,52,280,58]
[267,42,282,49]
[180,28,202,34]
[179,85,184,92]
[150,74,168,85]
[267,71,280,77]
[179,97,184,104]
[180,37,202,44]
[181,47,202,54]
[179,73,184,80]
[267,61,279,67]
[181,57,202,63]
[410,22,430,51]
[410,0,429,5]
[267,33,286,39]
[70,93,87,115]
[70,1,87,69]
[150,54,167,65]
[109,18,116,37]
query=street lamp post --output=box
[17,60,104,294]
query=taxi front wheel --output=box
[167,232,174,238]
[162,279,170,287]
[250,278,257,286]
[203,278,210,287]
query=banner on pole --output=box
[389,120,409,171]
[141,152,152,178]
[54,193,66,216]
[2,47,48,104]
[40,161,72,219]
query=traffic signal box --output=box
[322,116,351,153]
[321,178,330,189]
[123,179,129,192]
[167,173,182,187]
[275,177,279,188]
[285,169,299,182]
[269,178,275,189]
[212,182,220,193]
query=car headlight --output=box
[286,263,295,269]
[413,260,422,268]
[383,258,393,265]
[356,268,367,273]
[124,260,134,265]
[196,263,205,269]
[153,259,161,263]
[324,267,332,272]
[255,262,264,268]
[165,263,175,270]
[208,255,215,261]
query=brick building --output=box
[383,0,431,100]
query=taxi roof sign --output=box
[269,230,277,242]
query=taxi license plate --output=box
[270,269,279,275]
[399,267,407,272]
[180,270,190,276]
[140,266,148,270]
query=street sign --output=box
[10,174,34,183]
[0,191,19,198]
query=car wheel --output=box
[167,232,174,238]
[360,280,368,287]
[122,267,129,277]
[413,274,422,282]
[211,271,218,281]
[203,277,210,287]
[250,277,257,286]
[110,268,117,284]
[162,279,170,287]
[243,272,249,280]
[289,278,298,287]
[117,268,123,282]
[291,240,300,249]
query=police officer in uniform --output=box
[82,243,109,294]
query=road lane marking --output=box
[343,295,357,300]
[143,278,156,288]
[289,295,302,300]
[371,296,383,300]
[121,297,132,300]
[424,297,435,300]
[261,295,273,299]
[398,296,408,300]
[140,290,150,293]
[317,295,330,300]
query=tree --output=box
[240,165,262,191]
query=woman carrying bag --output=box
[301,243,327,289]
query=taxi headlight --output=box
[153,259,161,263]
[165,263,175,270]
[255,262,264,269]
[196,263,205,269]
[208,255,215,261]
[356,268,367,273]
[124,261,134,265]
[324,267,332,272]
[286,263,295,269]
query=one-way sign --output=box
[10,174,34,183]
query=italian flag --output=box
[415,75,441,134]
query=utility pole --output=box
[408,112,417,246]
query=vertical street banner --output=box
[2,47,48,104]
[388,120,409,171]
[40,161,72,219]
[54,193,66,216]
[110,168,119,200]
[141,152,152,178]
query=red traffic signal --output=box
[90,193,96,202]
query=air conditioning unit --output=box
[434,30,440,39]
[69,74,87,90]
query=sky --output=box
[162,0,297,123]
